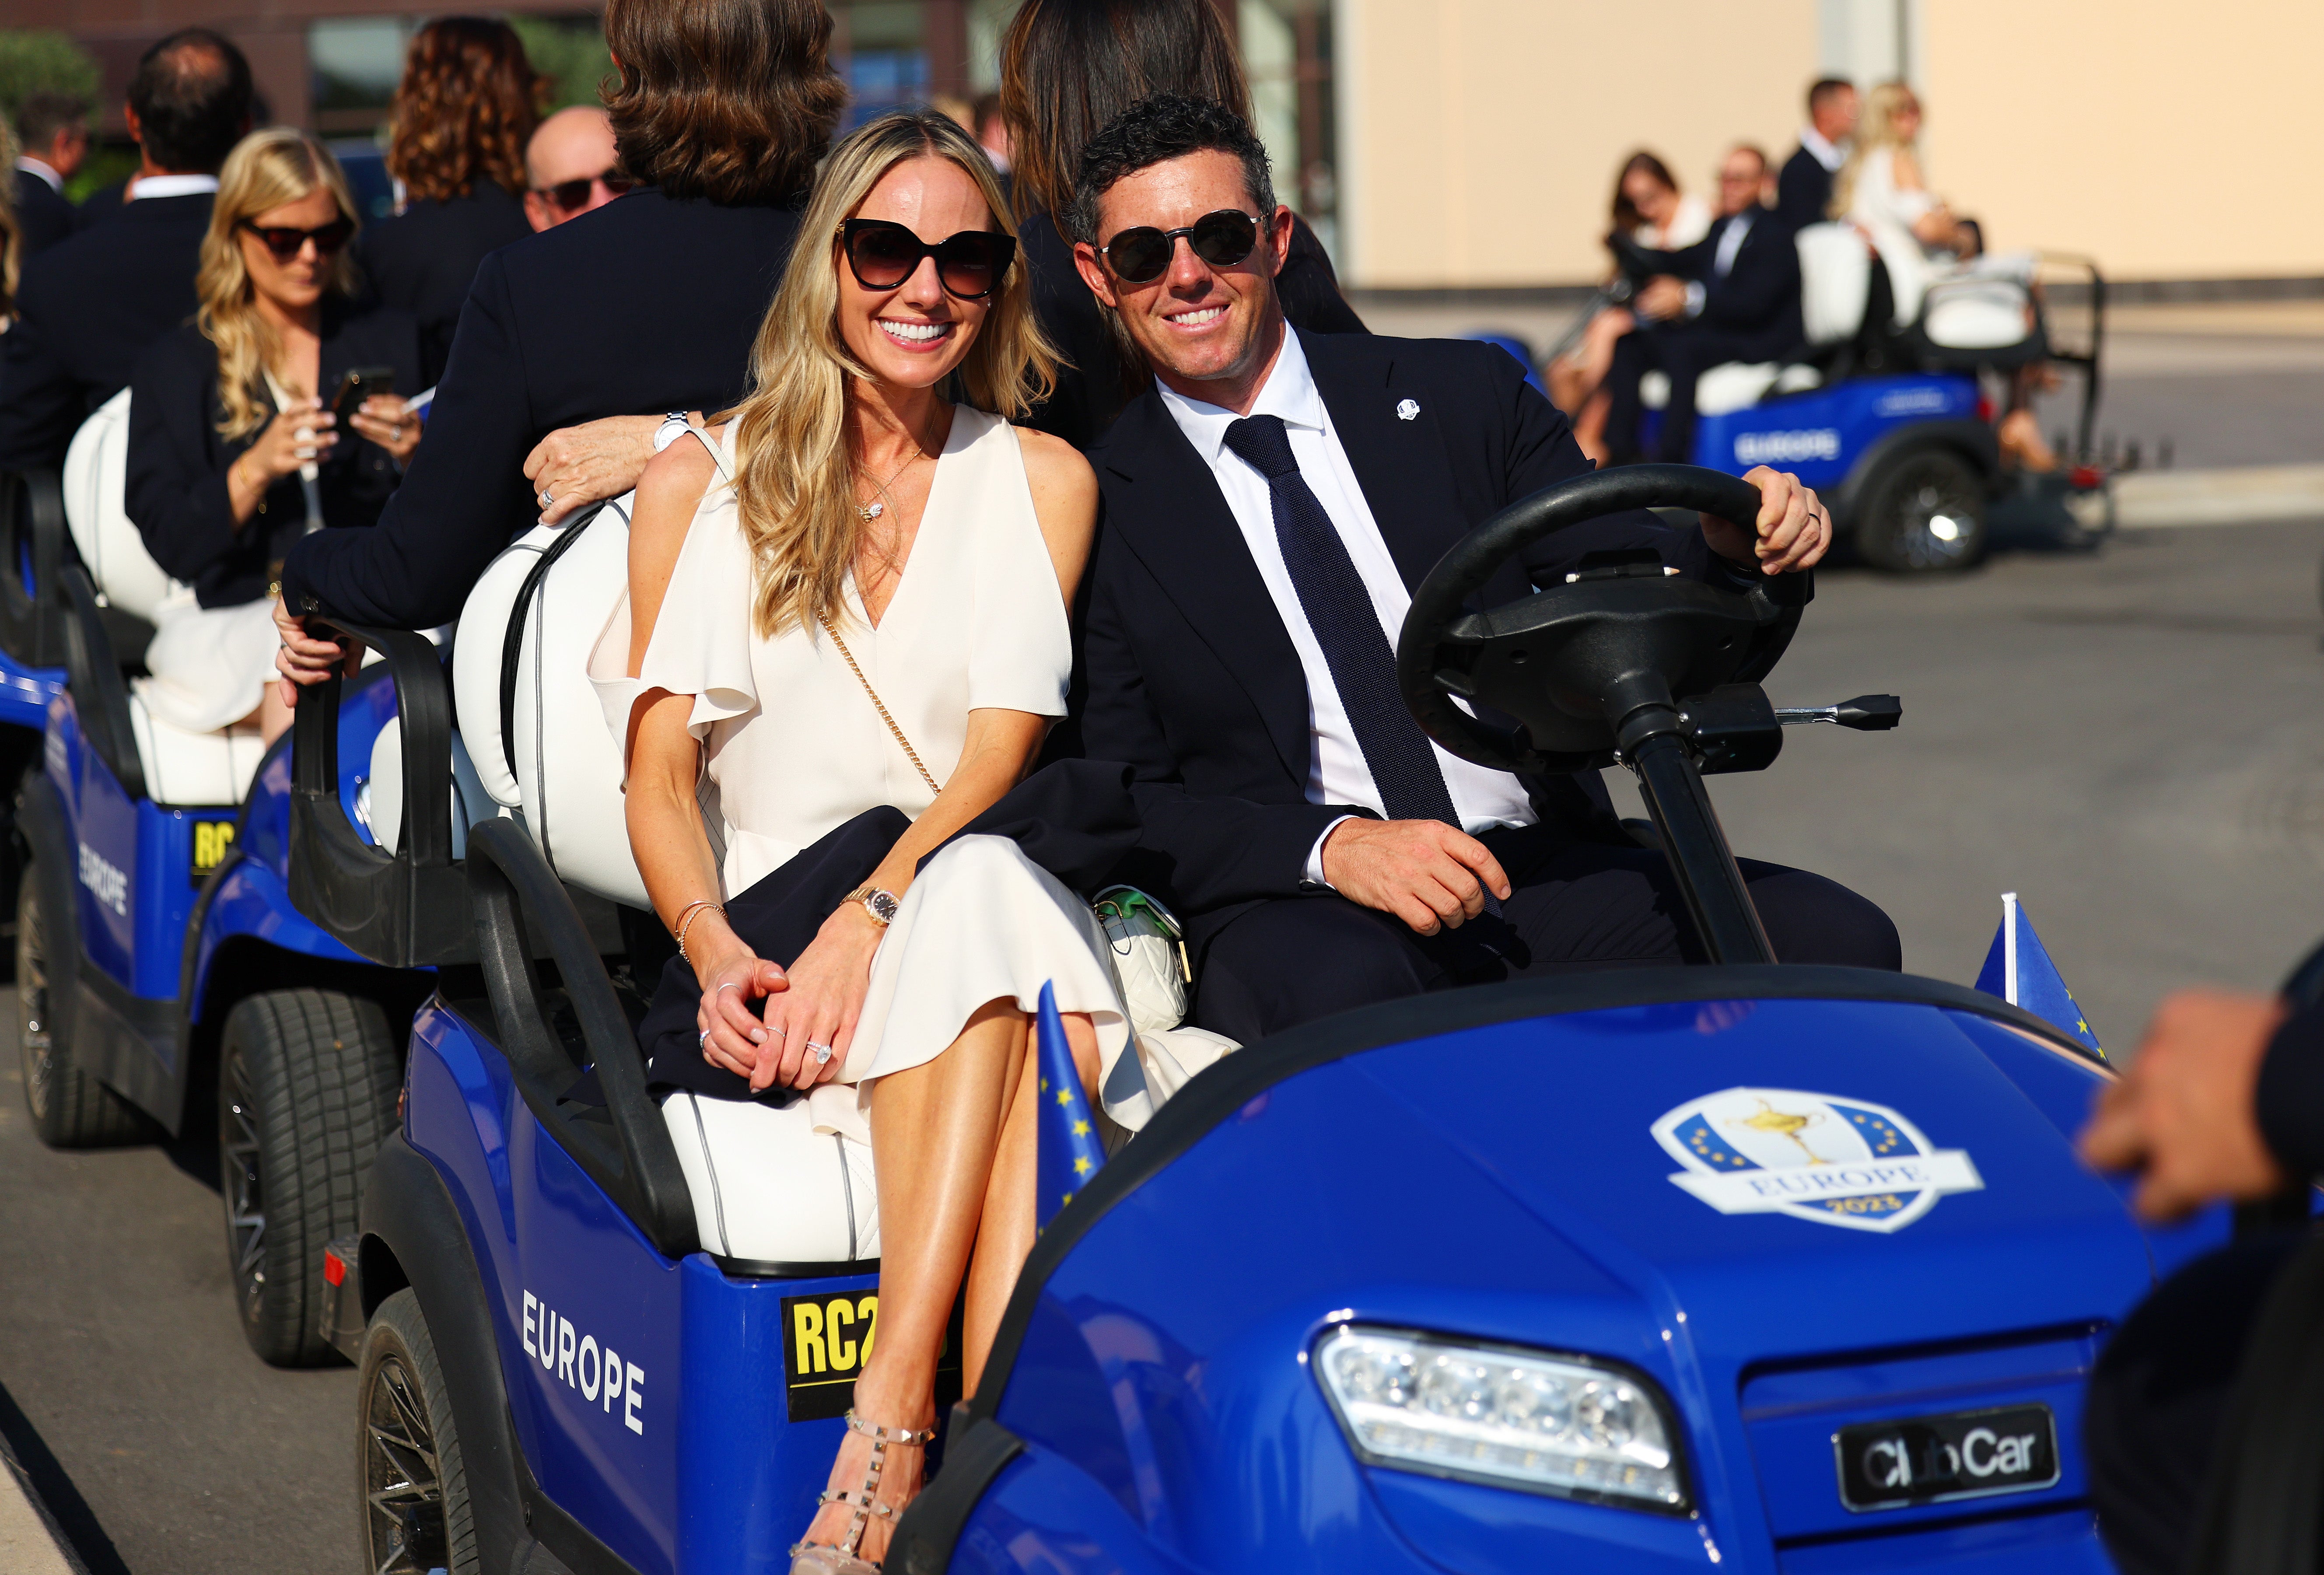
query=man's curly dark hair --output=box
[1068,91,1275,248]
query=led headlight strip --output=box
[1313,1325,1688,1512]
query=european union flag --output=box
[1036,981,1106,1228]
[1974,892,2104,1059]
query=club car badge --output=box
[1651,1087,1983,1233]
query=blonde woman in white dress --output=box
[617,113,1118,1572]
[1834,82,2056,471]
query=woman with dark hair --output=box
[353,17,540,385]
[998,0,1364,448]
[1549,149,1711,462]
[274,0,846,665]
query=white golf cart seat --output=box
[1661,222,2042,433]
[62,391,267,803]
[450,496,655,910]
[662,1090,879,1261]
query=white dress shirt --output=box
[127,173,220,202]
[1155,330,1537,884]
[15,157,62,195]
[1799,126,1844,173]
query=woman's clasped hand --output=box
[226,396,333,512]
[347,393,422,465]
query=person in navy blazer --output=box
[273,0,847,648]
[0,30,253,472]
[1061,97,1897,1043]
[1604,145,1804,465]
[11,93,91,258]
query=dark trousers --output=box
[1189,823,1901,1044]
[2085,1233,2305,1575]
[1603,323,1768,465]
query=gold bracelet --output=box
[673,899,724,962]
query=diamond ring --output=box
[538,489,554,509]
[808,1041,833,1064]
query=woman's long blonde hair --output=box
[196,129,360,439]
[728,111,1056,639]
[1828,80,1918,220]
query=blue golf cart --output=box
[298,465,2242,1574]
[1601,227,2113,573]
[0,438,441,1368]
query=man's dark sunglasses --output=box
[535,169,636,213]
[239,217,355,262]
[1100,209,1260,285]
[838,218,1016,301]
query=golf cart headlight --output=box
[1314,1326,1687,1511]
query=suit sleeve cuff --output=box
[2256,996,2324,1179]
[1302,815,1359,889]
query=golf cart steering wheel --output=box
[1396,464,1808,775]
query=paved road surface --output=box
[0,1055,355,1575]
[1609,516,2324,1051]
[0,516,2319,1571]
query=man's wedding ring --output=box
[697,1029,710,1049]
[808,1041,833,1064]
[717,981,739,994]
[539,489,554,509]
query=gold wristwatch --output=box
[845,884,899,926]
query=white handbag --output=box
[1093,885,1191,1036]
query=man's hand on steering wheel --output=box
[1700,465,1830,575]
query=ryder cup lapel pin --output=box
[1396,399,1421,421]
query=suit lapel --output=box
[1099,392,1312,782]
[1303,332,1466,594]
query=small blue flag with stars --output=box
[1974,892,2104,1059]
[1036,981,1106,1228]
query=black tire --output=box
[357,1287,480,1575]
[1853,446,1989,573]
[219,989,402,1366]
[17,854,148,1147]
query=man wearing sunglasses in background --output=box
[1062,94,1900,1045]
[0,28,253,473]
[523,107,630,233]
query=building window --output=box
[1242,0,1337,261]
[833,0,932,126]
[309,18,413,136]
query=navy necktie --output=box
[1222,413,1470,833]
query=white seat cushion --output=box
[1923,278,2035,350]
[360,720,493,858]
[660,1091,879,1263]
[1794,223,1872,347]
[63,389,183,622]
[1694,362,1784,417]
[452,501,649,908]
[1774,364,1824,395]
[128,693,265,805]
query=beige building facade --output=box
[1334,0,2324,290]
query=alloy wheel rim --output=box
[18,887,52,1120]
[1886,459,1982,570]
[364,1350,451,1574]
[219,1049,268,1322]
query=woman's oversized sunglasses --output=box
[838,218,1016,301]
[238,216,355,262]
[1099,209,1260,285]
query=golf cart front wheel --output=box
[358,1288,479,1575]
[17,857,149,1147]
[219,989,402,1366]
[1855,447,1988,573]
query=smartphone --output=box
[329,365,396,418]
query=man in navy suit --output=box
[0,29,252,473]
[1062,96,1898,1043]
[10,93,90,258]
[1604,144,1804,467]
[1777,78,1856,234]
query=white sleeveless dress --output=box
[597,407,1145,1153]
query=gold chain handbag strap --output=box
[817,612,942,796]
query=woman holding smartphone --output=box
[126,127,420,746]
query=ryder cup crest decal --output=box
[1651,1087,1982,1232]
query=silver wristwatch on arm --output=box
[651,411,693,452]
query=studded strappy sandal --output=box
[789,1409,937,1574]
